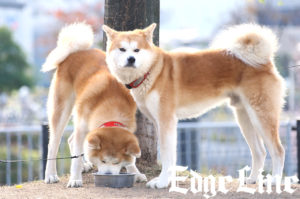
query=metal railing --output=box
[177,121,297,177]
[0,125,72,185]
[0,121,298,185]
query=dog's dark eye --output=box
[101,160,106,163]
[119,48,126,52]
[134,49,140,52]
[112,162,119,165]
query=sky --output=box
[160,0,246,45]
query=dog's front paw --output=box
[82,162,93,173]
[67,180,83,188]
[135,173,147,182]
[45,174,59,184]
[146,177,169,189]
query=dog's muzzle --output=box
[125,56,136,67]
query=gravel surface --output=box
[0,171,299,199]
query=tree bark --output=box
[103,0,159,166]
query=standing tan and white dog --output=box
[42,23,146,187]
[103,24,286,188]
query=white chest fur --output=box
[131,90,160,126]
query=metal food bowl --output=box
[93,172,135,188]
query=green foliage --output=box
[0,26,35,93]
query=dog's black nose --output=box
[127,56,135,64]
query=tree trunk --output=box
[103,0,159,166]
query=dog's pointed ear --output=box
[102,25,117,41]
[86,133,101,150]
[143,23,157,44]
[124,139,141,158]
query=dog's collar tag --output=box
[125,72,150,89]
[99,121,126,128]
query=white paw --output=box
[246,178,256,184]
[134,173,147,182]
[67,179,83,188]
[82,162,93,173]
[45,174,59,184]
[146,177,169,189]
[263,176,281,186]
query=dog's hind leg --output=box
[239,76,285,184]
[45,73,75,184]
[232,101,267,184]
[67,115,88,187]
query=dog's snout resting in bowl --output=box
[42,23,146,188]
[84,123,141,176]
[103,23,286,189]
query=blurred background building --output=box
[1,0,300,126]
[0,0,300,185]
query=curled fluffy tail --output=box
[210,24,278,67]
[41,23,94,72]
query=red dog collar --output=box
[125,72,150,89]
[99,121,126,128]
